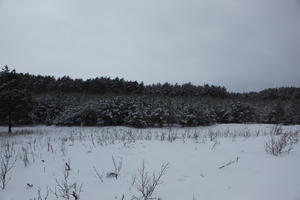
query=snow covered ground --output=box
[0,124,300,200]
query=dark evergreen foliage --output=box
[12,71,300,99]
[0,66,32,132]
[0,66,299,128]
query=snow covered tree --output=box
[268,103,285,124]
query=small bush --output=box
[132,161,169,200]
[0,142,17,189]
[54,161,83,200]
[265,131,298,156]
[106,156,122,179]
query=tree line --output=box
[13,72,228,97]
[2,66,300,99]
[0,65,299,132]
[4,67,300,99]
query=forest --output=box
[0,66,299,129]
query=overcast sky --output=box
[0,0,300,92]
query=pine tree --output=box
[0,66,32,133]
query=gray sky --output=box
[0,0,300,92]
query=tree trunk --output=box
[8,111,12,133]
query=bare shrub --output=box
[106,156,122,179]
[126,130,137,142]
[270,124,283,136]
[0,130,33,137]
[167,130,177,142]
[132,161,169,200]
[255,128,261,137]
[90,133,96,148]
[0,142,17,189]
[21,146,30,167]
[210,140,220,151]
[131,174,137,186]
[93,166,104,183]
[160,132,166,141]
[242,127,251,138]
[265,131,298,156]
[145,132,152,141]
[15,129,34,135]
[47,137,54,153]
[208,130,218,141]
[192,131,199,142]
[54,161,83,200]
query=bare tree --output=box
[132,161,169,200]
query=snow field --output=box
[0,124,299,200]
